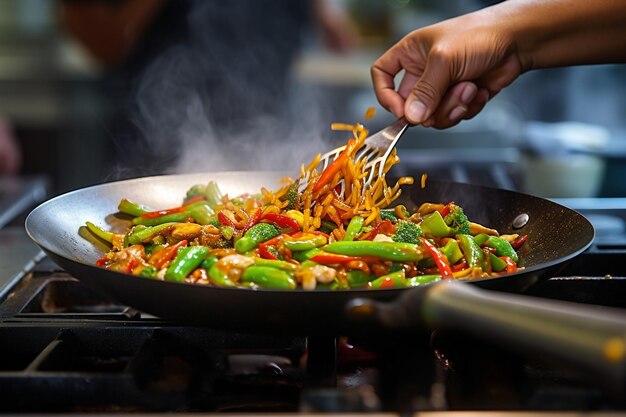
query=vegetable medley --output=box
[86,122,526,290]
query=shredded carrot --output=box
[421,173,428,189]
[365,106,376,120]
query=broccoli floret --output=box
[281,181,300,210]
[392,220,424,245]
[444,204,470,235]
[319,219,337,235]
[380,209,398,222]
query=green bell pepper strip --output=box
[441,239,464,265]
[118,198,150,217]
[346,270,374,287]
[406,274,441,287]
[208,263,236,287]
[165,246,210,282]
[420,211,454,237]
[343,216,364,241]
[489,253,507,272]
[457,234,486,269]
[126,222,177,245]
[235,223,280,253]
[241,266,296,289]
[204,181,223,209]
[283,234,327,251]
[85,221,114,244]
[473,233,490,246]
[132,201,209,226]
[485,236,519,262]
[253,258,298,272]
[368,270,406,289]
[323,241,423,262]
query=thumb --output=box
[404,56,452,124]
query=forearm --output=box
[494,0,626,70]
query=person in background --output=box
[372,0,626,129]
[0,114,21,175]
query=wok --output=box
[24,172,626,383]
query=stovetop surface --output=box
[0,238,625,413]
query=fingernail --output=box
[407,101,427,123]
[449,105,467,121]
[461,84,477,104]
[422,117,434,128]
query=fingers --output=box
[371,48,406,118]
[403,52,452,125]
[425,84,489,129]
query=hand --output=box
[371,9,524,128]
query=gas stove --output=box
[1,173,626,414]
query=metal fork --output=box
[300,117,410,193]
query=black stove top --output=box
[0,234,624,413]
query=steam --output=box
[125,0,332,178]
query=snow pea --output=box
[368,270,406,289]
[283,234,326,251]
[346,270,375,288]
[406,274,441,287]
[165,246,210,282]
[235,223,279,253]
[323,241,423,262]
[457,234,486,269]
[343,216,364,241]
[241,266,296,289]
[126,222,177,245]
[208,263,236,287]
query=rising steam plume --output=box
[118,0,334,178]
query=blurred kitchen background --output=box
[2,0,626,199]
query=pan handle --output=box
[347,280,626,386]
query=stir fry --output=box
[85,122,526,290]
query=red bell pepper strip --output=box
[125,257,140,274]
[258,243,279,260]
[149,240,188,269]
[217,211,238,228]
[241,208,262,234]
[140,206,186,219]
[261,213,300,234]
[439,201,455,218]
[96,256,110,268]
[183,195,206,205]
[500,256,518,274]
[361,219,396,241]
[257,233,289,260]
[419,237,453,279]
[313,139,358,192]
[451,259,468,272]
